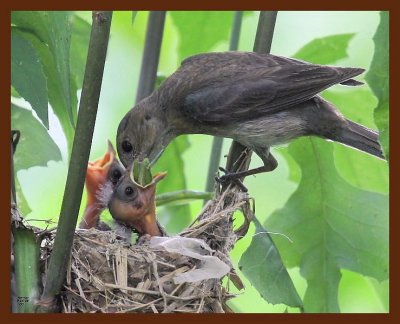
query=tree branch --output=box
[156,190,213,206]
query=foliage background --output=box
[11,11,388,313]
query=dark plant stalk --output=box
[135,11,166,103]
[39,11,113,312]
[205,11,244,197]
[156,190,213,206]
[223,11,278,186]
[11,130,20,204]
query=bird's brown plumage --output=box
[116,51,384,177]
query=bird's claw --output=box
[215,169,248,192]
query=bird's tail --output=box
[332,119,385,159]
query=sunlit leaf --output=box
[239,217,303,308]
[70,14,91,88]
[12,28,76,154]
[131,11,137,25]
[12,11,76,154]
[266,138,388,312]
[11,29,49,129]
[294,33,355,65]
[323,89,388,194]
[15,177,32,215]
[366,11,389,160]
[11,104,62,171]
[170,11,235,62]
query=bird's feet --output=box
[216,167,248,192]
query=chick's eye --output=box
[125,186,134,196]
[122,140,133,153]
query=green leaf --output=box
[323,89,388,194]
[131,11,137,25]
[365,11,389,160]
[239,217,303,308]
[11,104,62,171]
[153,136,191,234]
[266,137,388,312]
[293,33,355,64]
[13,28,76,154]
[11,86,21,98]
[70,14,91,88]
[15,178,32,215]
[170,11,235,62]
[11,29,49,128]
[12,11,76,154]
[131,158,153,186]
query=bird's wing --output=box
[181,63,364,124]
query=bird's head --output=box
[116,99,171,168]
[108,169,167,236]
[85,140,124,206]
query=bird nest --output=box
[36,186,253,313]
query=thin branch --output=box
[223,11,278,188]
[205,11,244,196]
[253,11,277,54]
[135,11,166,103]
[156,190,213,206]
[39,11,113,312]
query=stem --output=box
[135,11,166,103]
[253,11,277,54]
[156,190,213,206]
[223,11,278,187]
[39,11,113,311]
[12,227,41,313]
[205,11,243,196]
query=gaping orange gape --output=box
[79,141,124,229]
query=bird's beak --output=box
[85,140,117,204]
[149,147,165,168]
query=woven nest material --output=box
[37,186,254,313]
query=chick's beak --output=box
[85,140,116,204]
[80,141,120,230]
[109,172,167,236]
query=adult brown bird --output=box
[107,170,167,237]
[79,141,124,229]
[116,51,384,181]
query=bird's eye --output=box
[125,186,134,196]
[111,169,122,182]
[122,140,133,153]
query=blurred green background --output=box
[12,11,388,313]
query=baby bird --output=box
[107,167,167,237]
[79,141,124,230]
